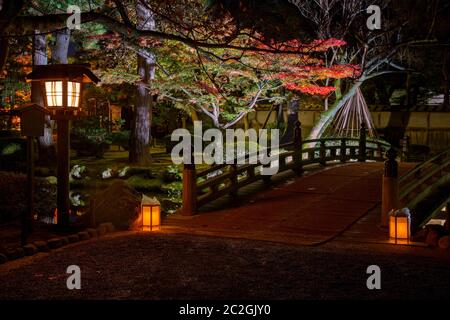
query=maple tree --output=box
[150,37,359,130]
[3,0,443,162]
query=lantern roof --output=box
[26,64,100,84]
[13,103,50,115]
[141,194,160,206]
[390,208,411,217]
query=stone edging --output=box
[0,222,115,265]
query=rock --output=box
[86,228,98,238]
[22,244,38,256]
[97,225,108,236]
[70,164,86,180]
[102,168,113,179]
[412,227,429,242]
[47,238,63,249]
[68,234,80,243]
[15,248,25,259]
[0,254,7,264]
[90,180,141,229]
[426,229,441,247]
[118,166,129,178]
[45,176,58,185]
[34,241,49,252]
[427,224,446,236]
[60,237,70,246]
[69,191,85,207]
[438,236,450,250]
[77,231,90,241]
[99,222,115,233]
[7,248,25,260]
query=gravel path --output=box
[1,232,449,300]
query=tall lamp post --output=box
[27,64,99,228]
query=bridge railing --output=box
[382,147,450,232]
[181,122,391,215]
[399,149,450,209]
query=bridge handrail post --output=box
[340,138,347,163]
[293,121,304,174]
[182,146,197,216]
[319,140,326,166]
[381,147,399,227]
[230,161,238,198]
[358,122,367,162]
[377,143,383,161]
[400,135,410,162]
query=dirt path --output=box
[1,231,449,300]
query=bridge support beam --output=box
[381,148,399,227]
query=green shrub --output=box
[163,164,182,182]
[0,137,27,172]
[1,143,21,155]
[161,181,182,198]
[71,118,112,158]
[126,175,164,192]
[111,130,130,150]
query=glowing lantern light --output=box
[26,64,99,113]
[389,208,411,244]
[141,195,161,231]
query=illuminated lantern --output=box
[141,195,161,231]
[26,64,99,115]
[26,64,99,227]
[389,208,411,243]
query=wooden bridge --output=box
[165,122,450,245]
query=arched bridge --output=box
[165,124,449,245]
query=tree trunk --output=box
[281,98,299,144]
[276,102,284,123]
[32,31,56,165]
[52,28,70,64]
[129,2,156,164]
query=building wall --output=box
[247,109,450,150]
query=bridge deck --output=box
[164,162,414,245]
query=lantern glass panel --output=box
[151,206,161,230]
[45,81,63,107]
[67,81,81,108]
[389,216,409,239]
[142,205,161,231]
[143,205,151,231]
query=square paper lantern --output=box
[141,195,161,231]
[389,208,411,243]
